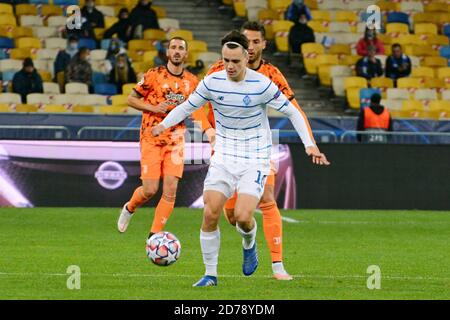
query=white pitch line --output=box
[255,210,299,223]
[1,272,449,282]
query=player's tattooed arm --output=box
[127,90,170,114]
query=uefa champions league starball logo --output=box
[94,161,128,190]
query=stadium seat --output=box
[43,82,60,94]
[41,4,63,17]
[92,72,108,84]
[158,18,180,33]
[386,23,409,35]
[307,21,329,33]
[152,6,167,19]
[78,38,97,50]
[400,1,424,13]
[72,105,95,113]
[273,20,294,53]
[376,1,400,12]
[90,49,107,61]
[345,77,368,109]
[328,22,352,33]
[331,66,353,97]
[143,50,157,64]
[20,15,43,27]
[33,26,58,39]
[424,78,446,90]
[411,67,435,79]
[360,88,382,108]
[38,70,52,82]
[78,94,107,106]
[428,100,449,119]
[442,90,450,101]
[414,89,438,101]
[424,3,449,13]
[302,43,324,75]
[132,61,153,74]
[397,77,423,91]
[0,93,21,105]
[0,3,13,15]
[98,105,128,114]
[328,44,351,56]
[16,37,41,50]
[15,104,39,113]
[348,0,372,11]
[335,11,358,23]
[311,10,331,22]
[29,0,50,4]
[371,77,394,98]
[128,40,155,52]
[437,67,450,86]
[382,99,403,111]
[0,103,12,112]
[269,0,291,13]
[396,34,421,47]
[317,0,344,10]
[143,29,166,41]
[42,104,67,113]
[0,59,22,72]
[45,38,67,50]
[15,4,38,16]
[387,88,410,100]
[47,16,68,28]
[315,54,339,73]
[0,14,17,26]
[410,56,421,68]
[96,5,115,17]
[423,57,447,69]
[0,37,14,49]
[65,82,89,94]
[94,84,117,96]
[52,94,79,105]
[9,48,34,60]
[414,23,438,35]
[338,55,360,66]
[111,95,128,106]
[412,12,436,24]
[405,45,439,57]
[1,70,16,82]
[426,35,449,47]
[443,25,450,38]
[386,12,409,25]
[401,100,425,118]
[27,93,52,105]
[104,16,118,29]
[197,51,221,68]
[36,48,59,60]
[189,40,208,53]
[53,0,79,5]
[122,83,136,96]
[168,29,194,41]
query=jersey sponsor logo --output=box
[166,92,186,104]
[94,161,127,190]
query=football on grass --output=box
[146,231,181,266]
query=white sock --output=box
[236,218,257,250]
[200,229,220,277]
[272,262,288,275]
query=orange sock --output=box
[150,197,175,234]
[260,201,283,263]
[127,186,150,213]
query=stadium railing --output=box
[0,125,71,140]
[340,131,450,145]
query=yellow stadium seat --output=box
[0,3,13,15]
[405,45,439,57]
[272,20,294,33]
[311,10,331,21]
[371,77,394,98]
[339,55,360,66]
[344,76,368,90]
[38,70,52,82]
[128,40,155,52]
[411,67,435,79]
[269,0,291,14]
[41,5,63,17]
[397,77,423,91]
[424,78,446,90]
[15,104,39,113]
[424,3,448,13]
[15,4,38,16]
[152,6,166,19]
[143,29,167,41]
[12,26,33,38]
[428,100,450,119]
[318,65,332,86]
[43,104,67,113]
[127,50,144,62]
[143,50,158,63]
[423,57,448,69]
[111,95,128,106]
[328,44,351,55]
[16,37,41,49]
[425,34,449,47]
[72,105,95,113]
[0,14,16,26]
[401,100,425,118]
[94,28,105,40]
[122,83,136,96]
[395,34,421,47]
[437,13,450,26]
[307,21,329,33]
[132,61,153,74]
[346,88,361,109]
[316,54,339,68]
[10,48,35,60]
[104,16,118,29]
[233,1,246,18]
[413,13,437,24]
[98,105,128,114]
[335,11,358,23]
[273,20,294,53]
[386,23,409,35]
[304,0,318,10]
[168,29,193,41]
[302,43,325,74]
[414,23,438,35]
[375,1,400,12]
[188,40,208,52]
[0,103,12,112]
[437,67,450,86]
[258,8,279,21]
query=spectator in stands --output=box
[82,0,105,29]
[153,39,169,67]
[128,0,160,39]
[104,8,131,44]
[385,43,411,87]
[288,12,315,54]
[357,93,392,142]
[65,47,93,92]
[106,38,127,67]
[285,0,311,23]
[109,53,137,94]
[12,58,44,103]
[356,46,383,85]
[54,36,79,81]
[356,27,385,56]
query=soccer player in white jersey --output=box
[152,31,329,287]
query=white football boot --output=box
[117,202,134,233]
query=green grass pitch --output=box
[1,208,449,299]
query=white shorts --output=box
[203,159,271,200]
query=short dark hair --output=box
[371,93,381,104]
[23,57,34,68]
[391,43,402,50]
[221,30,249,50]
[240,21,266,39]
[169,37,188,50]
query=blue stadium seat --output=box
[94,84,117,96]
[100,39,111,51]
[78,38,97,50]
[444,25,450,38]
[387,12,409,25]
[28,0,50,4]
[92,72,108,84]
[0,49,9,59]
[360,88,381,108]
[0,37,14,49]
[53,0,79,5]
[2,70,16,82]
[440,46,450,59]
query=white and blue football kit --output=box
[160,68,315,200]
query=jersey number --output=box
[254,170,267,188]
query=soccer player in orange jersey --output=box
[205,22,321,280]
[117,37,214,238]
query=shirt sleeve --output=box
[160,80,211,129]
[263,82,316,148]
[134,70,153,98]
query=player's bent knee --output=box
[234,210,253,226]
[224,208,236,226]
[142,185,158,199]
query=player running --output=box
[205,22,319,280]
[152,31,329,287]
[117,37,214,238]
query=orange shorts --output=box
[223,171,275,210]
[140,139,184,180]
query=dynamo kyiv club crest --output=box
[243,95,251,106]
